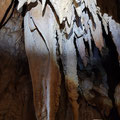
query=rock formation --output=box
[0,0,120,120]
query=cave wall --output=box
[0,0,120,120]
[0,10,36,120]
[21,0,120,119]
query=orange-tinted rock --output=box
[79,98,102,120]
[26,53,61,120]
[65,77,79,120]
[49,58,61,120]
[0,0,14,26]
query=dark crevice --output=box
[73,36,85,106]
[97,13,120,120]
[74,37,84,71]
[91,40,108,87]
[55,31,68,120]
[74,7,83,29]
[83,39,90,57]
[21,4,27,17]
[91,40,101,60]
[117,0,120,22]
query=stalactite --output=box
[24,2,62,119]
[0,0,120,120]
[22,0,120,119]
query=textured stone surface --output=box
[0,0,120,120]
[23,0,120,119]
[0,10,36,120]
[0,0,14,27]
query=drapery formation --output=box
[20,0,120,119]
[0,0,120,120]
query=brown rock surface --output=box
[0,10,36,120]
[0,0,14,27]
[0,0,120,120]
